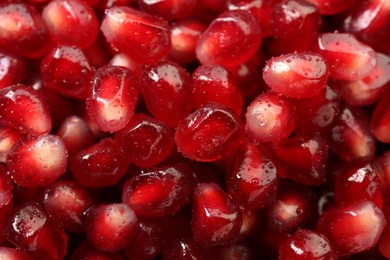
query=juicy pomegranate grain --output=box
[7,134,67,187]
[87,65,140,132]
[138,0,197,21]
[0,126,22,163]
[370,92,390,143]
[0,247,34,260]
[0,51,25,90]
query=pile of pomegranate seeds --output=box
[0,0,390,259]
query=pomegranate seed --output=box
[7,134,67,188]
[306,0,358,14]
[70,138,129,187]
[114,113,174,168]
[138,0,197,21]
[268,133,329,186]
[377,150,390,191]
[87,65,140,132]
[42,0,99,48]
[317,201,386,256]
[370,92,390,143]
[108,53,143,76]
[216,242,254,260]
[169,19,207,65]
[85,203,138,251]
[0,247,34,260]
[0,126,22,163]
[245,92,296,143]
[314,33,377,81]
[192,64,244,115]
[0,51,25,90]
[329,105,376,161]
[5,202,68,260]
[101,6,171,65]
[0,165,12,246]
[379,220,390,259]
[122,163,195,217]
[41,46,95,99]
[43,179,94,232]
[237,207,258,241]
[192,183,242,248]
[279,229,336,259]
[141,60,193,127]
[196,10,262,67]
[263,52,329,98]
[227,141,278,209]
[175,103,244,162]
[71,240,125,260]
[0,85,52,136]
[0,2,51,58]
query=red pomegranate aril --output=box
[0,164,12,209]
[317,200,386,256]
[329,105,375,161]
[227,141,278,209]
[196,10,262,67]
[169,19,207,65]
[192,183,242,248]
[245,91,296,143]
[7,134,67,188]
[192,64,244,114]
[268,133,329,186]
[263,52,329,98]
[0,85,52,136]
[334,160,384,209]
[279,229,336,260]
[122,163,195,217]
[108,53,143,76]
[71,240,125,260]
[85,203,138,252]
[0,126,22,163]
[56,115,95,156]
[43,179,94,232]
[41,46,94,99]
[87,65,140,132]
[0,3,51,58]
[294,86,340,136]
[42,0,99,48]
[141,60,193,127]
[216,242,254,260]
[370,92,390,143]
[5,202,68,260]
[101,6,171,65]
[115,113,174,168]
[138,0,197,21]
[314,33,377,81]
[0,247,34,260]
[0,51,25,90]
[238,207,257,241]
[267,181,317,232]
[175,103,243,162]
[306,0,358,14]
[70,138,129,187]
[377,150,390,191]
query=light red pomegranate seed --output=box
[87,65,140,132]
[192,182,242,248]
[196,10,262,67]
[101,6,171,65]
[122,163,195,217]
[0,85,52,136]
[0,247,34,260]
[7,134,67,187]
[42,0,98,48]
[138,0,197,21]
[317,200,386,256]
[71,240,125,260]
[245,91,296,143]
[85,203,138,252]
[175,103,244,162]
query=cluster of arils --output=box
[0,0,390,259]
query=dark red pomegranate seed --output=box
[115,113,174,168]
[0,247,34,260]
[0,125,22,163]
[122,163,195,217]
[379,217,390,259]
[317,200,386,256]
[85,203,138,252]
[162,237,207,260]
[87,65,140,132]
[5,202,68,260]
[0,85,52,136]
[7,134,67,188]
[192,64,244,115]
[377,150,390,191]
[42,0,99,48]
[279,229,336,259]
[141,60,193,127]
[196,10,262,67]
[370,91,390,143]
[0,51,25,90]
[70,138,129,187]
[192,183,242,248]
[138,0,197,21]
[216,242,254,260]
[41,46,94,99]
[306,0,358,14]
[71,240,125,260]
[0,165,12,246]
[101,6,171,65]
[227,141,278,209]
[175,103,243,162]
